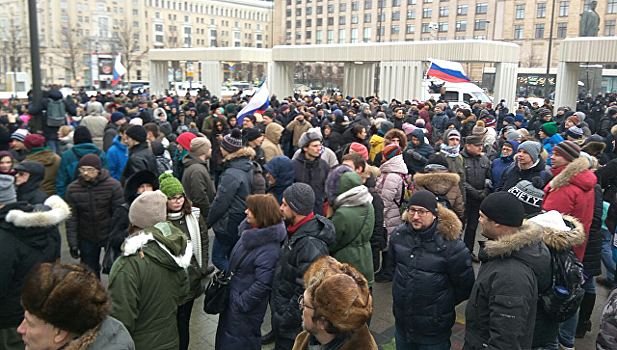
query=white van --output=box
[421,81,492,109]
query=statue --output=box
[580,0,600,37]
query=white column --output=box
[200,61,222,98]
[378,61,423,101]
[493,62,518,111]
[554,62,580,110]
[343,62,376,97]
[267,61,294,98]
[149,61,169,96]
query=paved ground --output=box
[59,227,612,349]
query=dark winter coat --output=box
[413,171,465,220]
[56,143,108,197]
[271,215,335,340]
[598,115,616,137]
[0,197,69,328]
[582,184,604,276]
[103,122,119,152]
[293,152,330,216]
[596,157,617,202]
[120,142,159,185]
[264,155,295,204]
[491,152,515,190]
[25,148,61,196]
[461,148,491,201]
[182,153,215,219]
[405,129,435,174]
[215,220,287,350]
[328,123,348,153]
[16,161,48,205]
[391,205,474,345]
[65,169,124,247]
[27,90,76,139]
[206,147,255,246]
[366,174,386,251]
[463,222,551,350]
[497,158,551,192]
[597,289,617,350]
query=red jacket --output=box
[543,158,597,261]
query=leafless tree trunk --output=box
[1,23,29,91]
[116,21,148,85]
[58,17,83,86]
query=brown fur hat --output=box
[303,256,373,332]
[383,129,408,149]
[21,263,110,334]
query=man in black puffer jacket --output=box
[65,154,123,278]
[390,191,474,349]
[271,183,335,350]
[120,125,159,185]
[293,128,329,216]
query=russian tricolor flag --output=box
[237,80,270,125]
[426,59,471,83]
[111,54,127,87]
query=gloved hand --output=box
[410,150,423,161]
[70,247,80,260]
[485,179,493,190]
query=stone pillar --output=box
[378,61,423,101]
[493,62,518,111]
[554,62,580,111]
[149,61,169,96]
[200,61,222,98]
[267,61,295,98]
[343,62,376,97]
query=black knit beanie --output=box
[480,192,525,227]
[408,190,438,216]
[73,126,92,145]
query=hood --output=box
[529,211,586,251]
[237,219,287,249]
[71,143,102,157]
[332,123,348,133]
[412,172,460,196]
[410,128,426,146]
[582,141,605,155]
[263,155,295,188]
[27,149,58,166]
[326,165,354,202]
[223,146,255,165]
[545,133,564,145]
[548,157,597,193]
[379,154,408,174]
[123,170,159,203]
[16,161,45,194]
[48,90,63,101]
[482,221,544,259]
[401,204,462,241]
[150,141,165,156]
[332,172,372,209]
[182,151,208,168]
[122,221,191,270]
[265,122,284,144]
[112,135,127,151]
[1,196,70,248]
[370,134,384,148]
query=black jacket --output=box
[463,222,550,350]
[293,152,330,216]
[598,115,616,137]
[16,161,48,205]
[366,175,386,250]
[391,206,474,345]
[328,123,348,153]
[120,142,159,185]
[497,158,552,192]
[461,148,491,200]
[103,122,119,152]
[0,197,69,328]
[65,169,124,247]
[28,90,77,139]
[582,184,604,276]
[271,215,335,340]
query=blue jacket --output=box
[432,112,449,136]
[206,147,254,246]
[107,136,128,181]
[263,155,295,204]
[405,128,435,174]
[542,133,564,166]
[390,206,474,345]
[56,143,108,197]
[215,220,286,350]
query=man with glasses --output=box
[389,190,474,350]
[65,154,123,278]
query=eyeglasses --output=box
[168,195,184,202]
[79,167,97,174]
[408,208,430,217]
[298,294,314,311]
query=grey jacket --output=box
[461,148,491,200]
[64,316,135,350]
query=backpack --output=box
[381,173,414,215]
[435,193,453,210]
[539,247,585,323]
[46,100,66,127]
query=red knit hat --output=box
[176,132,197,151]
[349,142,369,160]
[24,134,45,150]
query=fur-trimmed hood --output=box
[122,222,192,270]
[482,221,543,258]
[223,146,256,162]
[5,195,70,228]
[412,172,460,195]
[529,212,586,251]
[547,157,597,192]
[582,141,606,156]
[401,204,462,241]
[237,219,287,249]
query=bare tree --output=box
[57,17,83,86]
[1,22,29,91]
[522,45,543,68]
[116,21,148,84]
[166,29,183,89]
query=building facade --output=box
[0,0,273,90]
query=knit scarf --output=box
[332,185,372,211]
[167,211,203,268]
[440,143,460,158]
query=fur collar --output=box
[582,141,606,155]
[483,222,543,258]
[461,115,476,124]
[223,147,256,162]
[122,231,192,269]
[412,172,460,187]
[611,124,617,137]
[532,213,586,251]
[238,220,287,249]
[63,324,101,350]
[401,204,462,241]
[548,157,591,191]
[6,195,70,227]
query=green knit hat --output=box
[541,122,558,137]
[158,172,184,198]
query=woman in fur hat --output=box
[215,194,287,350]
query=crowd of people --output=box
[1,86,617,350]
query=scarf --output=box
[439,143,460,158]
[167,211,203,268]
[332,185,372,211]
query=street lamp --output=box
[544,0,557,98]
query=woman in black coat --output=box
[215,194,287,350]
